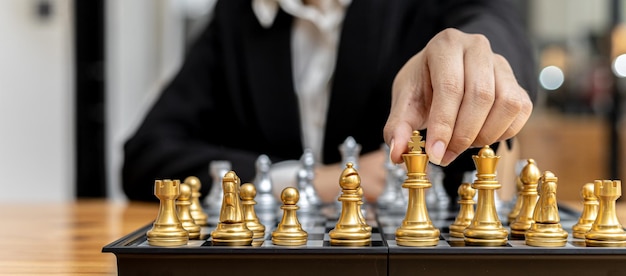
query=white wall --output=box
[0,0,74,202]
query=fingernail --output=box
[430,140,446,165]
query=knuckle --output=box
[470,33,491,49]
[439,79,464,96]
[500,92,523,115]
[471,84,495,105]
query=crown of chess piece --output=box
[184,176,209,226]
[253,155,278,211]
[572,183,599,239]
[240,183,266,246]
[147,179,189,246]
[585,180,626,247]
[176,182,201,239]
[300,149,322,207]
[525,171,568,247]
[507,177,524,225]
[449,183,476,238]
[463,145,508,246]
[356,186,372,232]
[206,160,232,212]
[394,131,440,247]
[211,171,253,246]
[329,163,372,246]
[272,187,308,246]
[510,159,541,239]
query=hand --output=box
[384,28,533,166]
[314,149,386,203]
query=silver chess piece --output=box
[300,149,322,207]
[254,154,278,211]
[427,164,450,211]
[206,160,231,214]
[377,144,406,211]
[296,168,314,213]
[339,136,361,169]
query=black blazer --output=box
[122,0,537,201]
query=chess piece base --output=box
[510,228,530,239]
[272,231,308,246]
[211,223,253,246]
[146,229,189,247]
[585,227,626,247]
[525,223,568,247]
[463,227,508,246]
[449,224,467,238]
[329,227,371,246]
[395,226,440,247]
[572,223,592,239]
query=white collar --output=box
[252,0,351,31]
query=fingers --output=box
[384,55,430,164]
[440,34,495,165]
[385,29,533,167]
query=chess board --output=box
[103,204,626,276]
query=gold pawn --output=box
[177,182,201,239]
[272,187,308,246]
[510,159,541,239]
[357,186,372,232]
[449,183,476,238]
[395,130,440,247]
[585,180,626,247]
[463,145,508,246]
[507,177,523,224]
[240,183,266,245]
[147,179,189,246]
[330,163,372,246]
[211,171,253,246]
[572,183,599,239]
[184,176,209,226]
[525,171,568,247]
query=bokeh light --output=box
[538,65,565,90]
[612,54,626,78]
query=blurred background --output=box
[1,0,625,202]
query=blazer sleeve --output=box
[121,16,259,202]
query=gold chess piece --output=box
[240,183,266,245]
[330,163,372,246]
[572,183,599,239]
[272,187,308,246]
[525,171,568,247]
[211,171,253,246]
[184,176,209,226]
[395,131,440,247]
[463,145,508,246]
[510,159,541,239]
[507,177,523,224]
[585,180,626,247]
[177,182,201,239]
[357,186,372,233]
[147,179,189,246]
[449,183,476,238]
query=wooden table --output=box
[2,199,626,275]
[0,200,158,275]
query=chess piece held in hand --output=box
[395,130,440,247]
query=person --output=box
[122,0,536,203]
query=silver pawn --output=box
[296,168,314,213]
[253,154,278,212]
[377,144,406,211]
[205,160,231,215]
[300,149,321,207]
[338,136,361,169]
